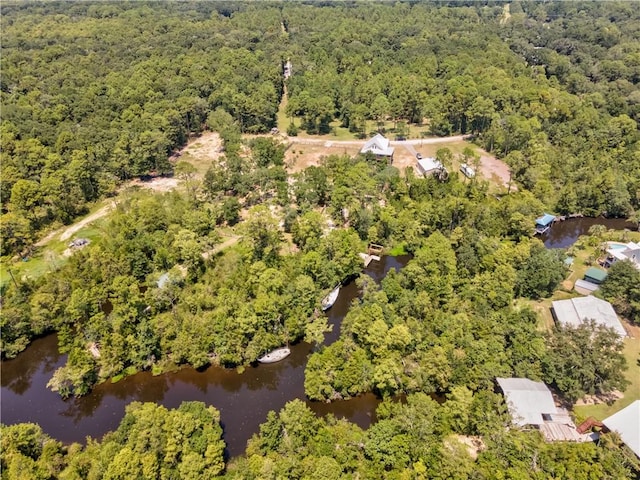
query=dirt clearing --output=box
[285,136,511,189]
[127,177,179,193]
[177,132,224,177]
[286,143,361,173]
[477,153,513,190]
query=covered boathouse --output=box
[535,213,556,234]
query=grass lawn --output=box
[522,290,576,332]
[0,221,106,288]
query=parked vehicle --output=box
[459,163,476,178]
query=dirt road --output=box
[35,176,181,248]
[202,235,241,260]
[287,134,471,147]
[34,204,114,247]
[60,204,115,242]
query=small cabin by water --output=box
[534,213,556,234]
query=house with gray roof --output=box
[602,400,640,458]
[496,377,594,443]
[551,295,626,337]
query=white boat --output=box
[321,285,340,311]
[257,347,291,364]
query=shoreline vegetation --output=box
[2,1,640,477]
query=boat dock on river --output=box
[359,243,384,267]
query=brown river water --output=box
[542,216,636,248]
[1,255,408,458]
[2,216,635,458]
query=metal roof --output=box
[552,299,583,328]
[584,267,607,282]
[603,400,640,458]
[574,279,599,294]
[496,378,557,426]
[535,213,556,227]
[552,296,626,337]
[417,157,442,173]
[360,134,394,157]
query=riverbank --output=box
[0,255,408,458]
[3,217,638,459]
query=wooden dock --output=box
[359,252,380,267]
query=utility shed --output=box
[496,378,558,426]
[602,400,640,458]
[584,267,607,285]
[417,157,443,176]
[551,296,626,337]
[574,279,599,295]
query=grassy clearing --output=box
[522,290,576,332]
[286,143,362,172]
[1,220,106,288]
[288,119,434,142]
[387,244,408,256]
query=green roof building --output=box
[584,267,608,285]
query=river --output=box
[0,255,408,458]
[3,215,634,457]
[542,216,636,249]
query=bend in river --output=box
[1,255,409,458]
[3,216,634,458]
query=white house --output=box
[551,295,626,337]
[602,400,640,458]
[360,133,394,160]
[496,377,593,442]
[604,241,640,270]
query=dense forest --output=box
[1,1,640,478]
[2,398,638,479]
[1,1,639,257]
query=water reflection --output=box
[6,234,630,456]
[1,256,408,458]
[543,217,635,249]
[1,334,64,395]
